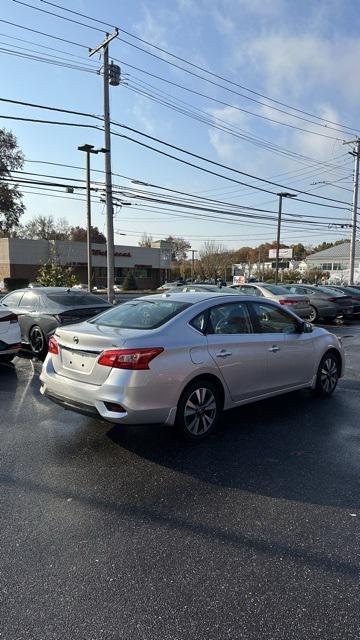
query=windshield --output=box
[46,293,107,306]
[91,299,191,329]
[262,284,290,295]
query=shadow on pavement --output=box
[107,387,360,510]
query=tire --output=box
[175,378,222,441]
[308,305,319,323]
[314,352,339,396]
[0,354,16,364]
[29,325,47,360]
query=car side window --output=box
[1,291,24,307]
[251,302,299,334]
[240,286,260,296]
[207,302,253,335]
[19,292,39,309]
[190,312,207,333]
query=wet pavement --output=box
[1,323,360,640]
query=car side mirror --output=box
[302,321,313,333]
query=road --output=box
[1,324,360,640]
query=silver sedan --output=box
[231,283,312,319]
[40,292,345,441]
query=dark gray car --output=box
[283,284,353,322]
[1,287,110,358]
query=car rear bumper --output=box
[40,357,176,425]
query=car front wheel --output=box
[314,352,339,396]
[29,325,47,360]
[175,378,221,441]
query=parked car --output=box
[283,284,353,322]
[230,283,312,319]
[171,284,240,294]
[72,283,88,291]
[1,287,111,359]
[40,292,344,441]
[323,285,360,316]
[0,303,21,363]
[157,281,185,291]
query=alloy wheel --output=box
[29,326,45,355]
[184,387,217,436]
[320,357,338,393]
[308,306,318,323]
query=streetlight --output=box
[275,192,297,284]
[78,144,108,291]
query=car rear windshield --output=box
[91,299,191,329]
[46,293,107,306]
[316,286,343,296]
[262,284,290,295]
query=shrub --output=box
[122,272,137,291]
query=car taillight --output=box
[328,297,339,302]
[279,299,297,305]
[48,336,59,355]
[98,347,164,370]
[0,313,18,323]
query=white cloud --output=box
[246,34,360,106]
[132,96,156,135]
[207,105,250,162]
[134,6,169,47]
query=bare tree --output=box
[138,233,153,248]
[199,241,230,280]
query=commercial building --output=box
[303,241,360,283]
[0,238,172,289]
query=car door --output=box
[205,300,273,402]
[14,291,41,340]
[250,301,315,391]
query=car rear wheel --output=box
[175,378,221,441]
[29,325,47,360]
[314,352,339,396]
[308,305,319,323]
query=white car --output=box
[40,292,345,441]
[0,303,21,364]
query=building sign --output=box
[233,275,245,285]
[92,249,131,257]
[268,248,293,259]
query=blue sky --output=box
[1,0,360,250]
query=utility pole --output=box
[89,31,119,303]
[190,249,197,282]
[275,192,297,284]
[343,139,360,285]
[78,144,107,292]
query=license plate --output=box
[61,349,96,373]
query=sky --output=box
[1,0,360,252]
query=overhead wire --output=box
[16,0,358,136]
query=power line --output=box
[1,102,351,207]
[7,4,358,139]
[31,0,360,134]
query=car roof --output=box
[7,287,96,294]
[137,291,279,305]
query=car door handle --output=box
[268,345,280,353]
[215,350,232,358]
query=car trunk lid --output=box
[51,322,137,384]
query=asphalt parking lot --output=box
[1,322,360,640]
